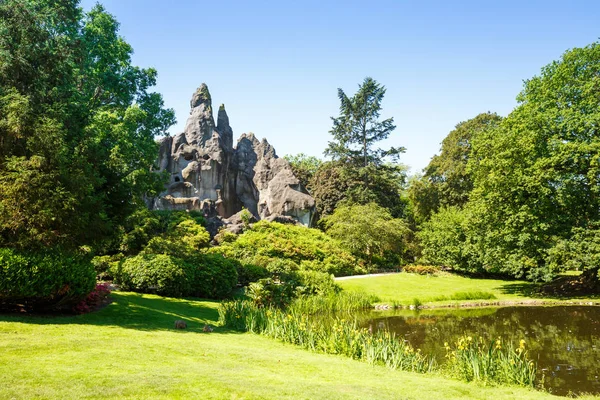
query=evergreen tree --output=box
[325,77,403,167]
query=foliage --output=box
[246,269,341,308]
[465,42,600,281]
[115,252,238,299]
[318,78,408,220]
[247,278,297,308]
[417,206,481,273]
[72,282,111,314]
[284,153,323,191]
[322,203,409,267]
[120,209,206,255]
[402,265,441,275]
[189,253,239,299]
[236,262,270,286]
[210,221,363,277]
[444,336,537,387]
[117,254,193,297]
[309,161,409,220]
[325,77,403,167]
[295,270,341,297]
[408,113,503,223]
[309,161,355,217]
[91,253,123,280]
[546,225,600,284]
[0,248,96,310]
[0,1,175,250]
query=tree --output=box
[0,1,175,250]
[409,112,503,222]
[319,78,407,218]
[465,42,600,282]
[322,203,410,267]
[417,206,481,273]
[325,77,404,167]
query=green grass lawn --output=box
[337,272,600,306]
[0,292,572,400]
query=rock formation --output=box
[148,84,315,228]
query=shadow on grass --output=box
[496,282,542,297]
[0,292,242,333]
[497,280,600,300]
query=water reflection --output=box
[360,306,600,396]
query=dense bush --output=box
[417,207,482,273]
[0,248,96,310]
[246,270,339,308]
[210,221,363,277]
[247,278,296,308]
[116,254,193,297]
[546,226,600,284]
[120,209,207,255]
[91,253,123,280]
[189,253,238,299]
[322,202,410,267]
[236,262,269,286]
[402,265,441,275]
[115,253,238,299]
[115,209,234,299]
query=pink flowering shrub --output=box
[72,283,111,314]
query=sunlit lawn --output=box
[0,292,565,400]
[337,272,600,306]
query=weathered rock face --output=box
[148,84,315,227]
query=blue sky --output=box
[81,0,600,173]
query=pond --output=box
[360,306,600,396]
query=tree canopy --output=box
[0,0,174,250]
[325,77,404,167]
[418,42,600,283]
[409,112,503,222]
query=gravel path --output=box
[334,272,399,281]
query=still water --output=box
[361,306,600,396]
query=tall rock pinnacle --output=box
[149,84,315,229]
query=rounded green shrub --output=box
[116,253,238,299]
[211,221,364,277]
[117,254,193,297]
[187,253,238,299]
[295,270,340,296]
[0,248,96,311]
[236,262,269,286]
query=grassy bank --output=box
[337,272,600,307]
[0,292,565,400]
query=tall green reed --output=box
[444,335,537,387]
[218,294,538,388]
[218,297,434,373]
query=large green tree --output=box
[409,112,503,222]
[0,0,174,250]
[319,78,407,218]
[465,42,600,282]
